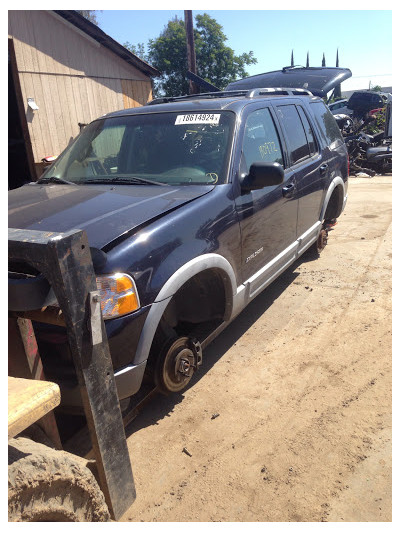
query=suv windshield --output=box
[42,111,235,186]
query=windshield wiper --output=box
[84,176,164,186]
[37,176,75,185]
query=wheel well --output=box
[324,185,344,221]
[161,268,227,338]
[146,268,228,376]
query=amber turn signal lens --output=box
[96,273,140,319]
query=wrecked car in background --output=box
[328,99,350,115]
[346,90,391,119]
[333,94,392,176]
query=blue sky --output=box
[96,9,392,92]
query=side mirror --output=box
[241,161,284,191]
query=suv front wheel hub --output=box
[159,337,201,394]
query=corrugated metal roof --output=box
[54,10,160,78]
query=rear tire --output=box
[307,226,329,259]
[315,227,329,254]
[8,437,110,522]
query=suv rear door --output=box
[272,100,326,242]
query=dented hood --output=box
[8,182,213,250]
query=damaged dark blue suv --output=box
[8,87,348,406]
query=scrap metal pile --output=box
[217,66,392,178]
[334,103,392,177]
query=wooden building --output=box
[8,10,160,188]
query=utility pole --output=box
[184,10,198,94]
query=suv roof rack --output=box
[248,87,313,97]
[147,87,314,105]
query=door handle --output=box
[319,163,329,175]
[282,181,296,198]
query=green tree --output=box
[195,14,257,91]
[123,42,149,63]
[370,85,382,92]
[125,14,257,97]
[147,16,191,96]
[76,10,100,26]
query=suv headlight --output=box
[96,273,140,319]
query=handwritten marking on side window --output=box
[206,173,219,183]
[259,142,279,159]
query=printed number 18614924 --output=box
[175,114,221,125]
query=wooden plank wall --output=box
[8,10,153,169]
[121,80,153,109]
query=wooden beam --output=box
[8,377,61,438]
[8,316,62,449]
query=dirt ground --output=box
[121,175,392,522]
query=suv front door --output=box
[233,104,298,295]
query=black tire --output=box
[8,437,110,522]
[144,323,177,386]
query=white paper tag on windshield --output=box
[175,113,220,125]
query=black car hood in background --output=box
[8,183,214,251]
[226,67,352,97]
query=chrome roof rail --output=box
[247,87,314,97]
[147,87,314,105]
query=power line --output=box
[351,74,392,78]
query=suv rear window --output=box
[309,101,343,148]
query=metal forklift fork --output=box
[8,228,135,521]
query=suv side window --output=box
[297,106,318,156]
[276,104,310,165]
[241,108,284,172]
[309,100,343,149]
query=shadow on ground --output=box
[125,252,314,437]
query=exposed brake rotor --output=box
[316,228,329,254]
[159,337,202,394]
